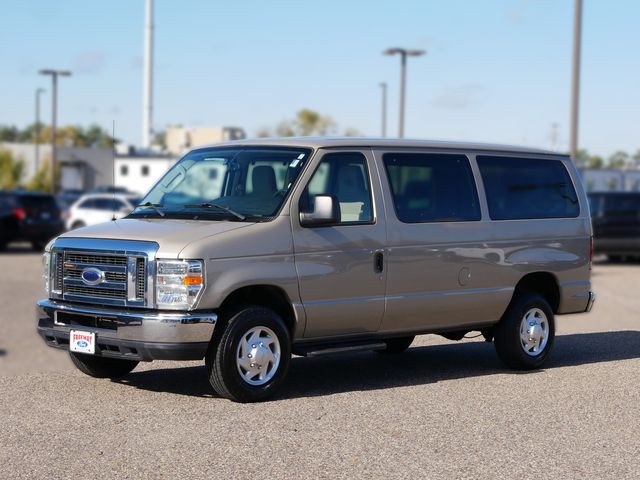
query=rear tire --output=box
[376,336,415,354]
[494,292,555,370]
[69,352,139,378]
[32,240,45,251]
[206,306,291,403]
[607,254,623,263]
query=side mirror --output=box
[299,194,340,227]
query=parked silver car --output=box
[37,138,595,402]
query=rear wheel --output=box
[69,352,138,378]
[494,292,555,370]
[607,254,623,263]
[376,336,415,354]
[206,306,291,402]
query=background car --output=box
[55,189,85,211]
[589,191,640,261]
[66,193,142,230]
[0,190,65,251]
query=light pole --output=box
[34,87,45,171]
[384,48,425,138]
[38,69,71,194]
[569,0,583,162]
[379,82,387,137]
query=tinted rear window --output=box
[603,195,640,216]
[477,156,580,220]
[19,195,58,210]
[383,153,481,223]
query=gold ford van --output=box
[37,138,595,402]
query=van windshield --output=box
[130,146,311,221]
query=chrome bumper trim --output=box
[36,299,216,343]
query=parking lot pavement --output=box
[0,249,638,479]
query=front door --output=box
[291,149,387,338]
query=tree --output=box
[632,149,640,167]
[152,130,166,149]
[0,149,25,189]
[258,109,361,138]
[0,123,116,148]
[26,159,59,192]
[608,150,629,169]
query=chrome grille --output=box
[136,258,145,299]
[65,253,127,266]
[65,285,127,299]
[60,250,148,307]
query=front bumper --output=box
[36,299,217,361]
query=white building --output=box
[115,155,177,195]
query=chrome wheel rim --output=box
[519,308,549,357]
[236,326,281,386]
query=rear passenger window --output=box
[477,156,580,220]
[383,153,481,223]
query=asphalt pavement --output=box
[0,246,638,479]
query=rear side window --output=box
[477,156,580,220]
[383,153,481,223]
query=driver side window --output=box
[301,152,373,224]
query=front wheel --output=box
[69,352,139,378]
[494,292,555,370]
[206,306,291,403]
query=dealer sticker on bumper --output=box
[70,330,95,355]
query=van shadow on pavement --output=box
[113,330,640,400]
[0,349,6,357]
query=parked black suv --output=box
[589,191,640,261]
[0,191,65,251]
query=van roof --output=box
[197,137,564,156]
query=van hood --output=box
[59,218,255,257]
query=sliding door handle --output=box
[374,251,384,273]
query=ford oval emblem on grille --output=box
[81,267,105,286]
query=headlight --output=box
[42,251,51,296]
[155,259,204,309]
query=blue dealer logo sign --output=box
[81,267,105,286]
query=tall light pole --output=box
[34,87,45,171]
[39,69,71,194]
[379,82,387,137]
[142,0,154,149]
[569,0,583,161]
[384,48,425,138]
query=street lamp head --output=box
[406,49,426,57]
[383,48,404,56]
[38,69,72,77]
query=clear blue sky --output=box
[1,0,638,157]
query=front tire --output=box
[69,352,138,378]
[494,292,555,370]
[206,306,291,403]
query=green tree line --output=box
[0,123,117,149]
[577,149,640,169]
[0,149,57,192]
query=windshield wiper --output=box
[137,202,165,217]
[183,203,246,221]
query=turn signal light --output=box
[184,275,203,286]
